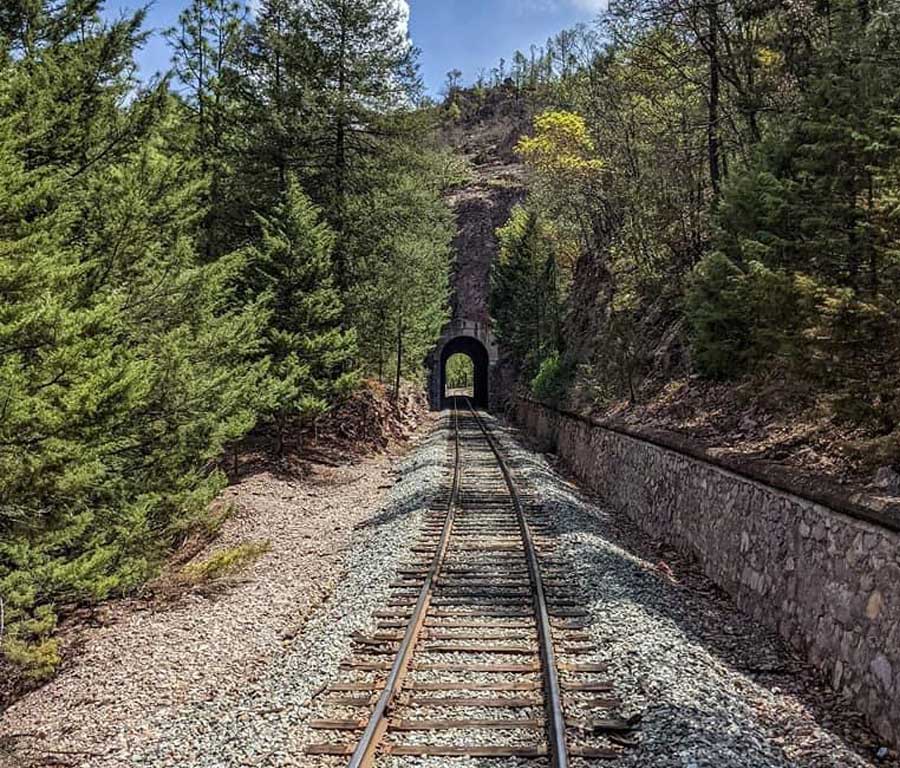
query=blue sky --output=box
[109,0,605,95]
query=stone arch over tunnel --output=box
[427,320,499,410]
[440,336,490,407]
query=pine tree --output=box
[346,165,453,393]
[248,180,358,453]
[234,0,320,214]
[167,0,247,259]
[716,0,900,291]
[301,0,421,292]
[491,207,563,377]
[0,1,267,677]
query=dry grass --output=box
[179,541,271,585]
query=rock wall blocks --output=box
[515,399,900,749]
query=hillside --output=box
[469,13,900,507]
[439,86,530,325]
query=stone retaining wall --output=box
[514,398,900,746]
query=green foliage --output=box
[166,0,247,260]
[180,541,271,583]
[300,0,421,291]
[229,0,451,392]
[490,0,900,443]
[686,2,900,414]
[0,0,257,677]
[445,354,473,390]
[685,250,900,428]
[1,0,452,681]
[347,161,453,390]
[445,101,463,123]
[684,253,810,379]
[531,354,571,403]
[2,634,61,682]
[516,110,604,185]
[683,253,754,379]
[247,181,358,450]
[491,207,564,377]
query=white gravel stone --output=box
[0,419,447,768]
[485,413,897,768]
[2,411,894,768]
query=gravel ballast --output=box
[485,412,898,768]
[0,417,447,768]
[1,410,894,768]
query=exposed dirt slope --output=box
[582,374,900,505]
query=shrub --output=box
[0,604,60,681]
[179,542,271,585]
[683,252,754,378]
[809,292,900,431]
[531,354,571,403]
[684,252,812,379]
[685,252,900,432]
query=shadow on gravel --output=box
[488,415,893,768]
[352,426,451,532]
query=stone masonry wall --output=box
[515,399,900,746]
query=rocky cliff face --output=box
[433,89,529,409]
[446,171,523,325]
[441,88,529,327]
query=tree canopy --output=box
[489,0,900,438]
[0,0,454,677]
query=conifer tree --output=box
[0,0,266,676]
[235,0,319,212]
[347,166,453,393]
[167,0,247,259]
[248,180,358,453]
[715,0,900,291]
[301,0,421,291]
[491,207,562,377]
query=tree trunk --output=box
[274,15,286,194]
[707,1,722,197]
[334,3,349,294]
[275,417,285,457]
[744,37,761,144]
[393,311,403,403]
[858,0,870,24]
[867,173,878,294]
[194,4,213,262]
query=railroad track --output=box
[307,400,639,765]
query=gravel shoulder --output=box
[0,414,446,768]
[487,413,898,768]
[3,409,894,768]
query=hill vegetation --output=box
[5,0,900,686]
[484,0,900,488]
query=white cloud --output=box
[394,0,410,35]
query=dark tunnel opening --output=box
[440,336,489,408]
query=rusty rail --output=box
[346,404,462,768]
[465,400,570,768]
[307,401,635,764]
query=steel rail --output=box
[465,399,570,768]
[347,403,462,768]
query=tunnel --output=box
[440,335,490,408]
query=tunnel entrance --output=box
[440,336,489,408]
[444,353,474,399]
